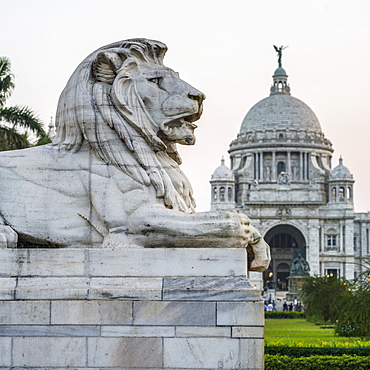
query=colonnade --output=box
[253,150,311,181]
[330,185,353,202]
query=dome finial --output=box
[271,45,290,96]
[221,156,225,166]
[339,155,343,165]
[273,45,288,68]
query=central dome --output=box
[240,94,322,134]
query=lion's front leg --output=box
[246,227,271,272]
[0,224,18,248]
[125,206,271,272]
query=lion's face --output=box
[115,62,205,146]
[55,39,203,212]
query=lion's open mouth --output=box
[163,103,203,128]
[159,117,197,146]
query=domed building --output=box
[210,51,370,290]
[210,157,236,210]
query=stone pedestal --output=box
[0,247,264,369]
[286,275,306,301]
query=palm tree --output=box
[0,57,48,151]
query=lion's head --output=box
[53,39,205,213]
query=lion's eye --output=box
[148,77,161,85]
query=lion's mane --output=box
[53,39,195,213]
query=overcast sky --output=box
[2,0,370,212]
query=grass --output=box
[265,319,370,347]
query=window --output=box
[219,187,225,201]
[213,187,217,201]
[277,161,286,175]
[339,187,345,201]
[347,187,352,200]
[326,235,337,248]
[268,233,298,249]
[354,236,357,251]
[325,269,339,278]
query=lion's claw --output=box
[0,226,18,248]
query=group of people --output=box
[264,300,277,312]
[282,301,303,312]
[263,297,304,312]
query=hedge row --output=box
[265,346,370,357]
[265,311,306,319]
[265,355,370,369]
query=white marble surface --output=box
[0,301,49,324]
[51,301,132,325]
[164,338,241,369]
[13,337,86,367]
[163,277,260,301]
[87,337,162,367]
[16,277,89,300]
[0,338,11,367]
[89,248,248,277]
[217,302,264,326]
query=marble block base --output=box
[0,248,265,369]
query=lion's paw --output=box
[0,226,18,248]
[248,238,271,272]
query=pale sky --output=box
[2,0,370,212]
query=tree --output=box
[0,57,48,151]
[335,260,370,339]
[300,275,350,324]
[301,266,370,339]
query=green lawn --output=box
[265,319,370,347]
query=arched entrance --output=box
[263,224,306,290]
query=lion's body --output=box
[0,39,270,271]
[0,143,151,246]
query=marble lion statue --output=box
[0,39,270,271]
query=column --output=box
[299,152,303,180]
[306,153,310,179]
[259,152,263,180]
[287,152,291,177]
[272,151,276,181]
[253,154,257,179]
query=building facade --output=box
[210,59,370,290]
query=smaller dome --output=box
[273,67,287,76]
[330,157,353,180]
[211,158,234,181]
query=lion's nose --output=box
[188,92,205,106]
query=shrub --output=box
[336,321,362,337]
[265,355,370,369]
[265,346,370,357]
[265,311,305,319]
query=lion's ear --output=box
[93,51,123,84]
